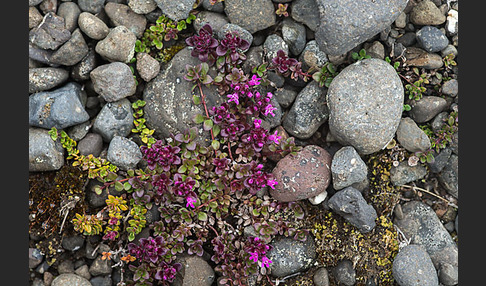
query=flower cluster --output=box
[216,31,250,63]
[245,236,273,268]
[243,161,278,195]
[140,141,181,171]
[185,24,219,64]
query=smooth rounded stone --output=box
[441,79,458,97]
[263,34,289,62]
[408,96,448,123]
[266,71,285,88]
[274,86,298,108]
[438,262,458,286]
[224,0,276,34]
[281,18,307,56]
[107,136,143,170]
[29,12,71,50]
[36,261,51,275]
[78,0,105,14]
[29,6,44,29]
[75,265,91,281]
[416,26,449,53]
[51,274,92,286]
[396,32,417,47]
[394,11,407,28]
[90,62,137,102]
[193,11,229,37]
[57,2,82,32]
[50,28,89,66]
[136,52,160,82]
[104,2,147,38]
[392,244,439,286]
[89,256,113,277]
[291,0,320,31]
[90,276,112,286]
[128,0,158,14]
[327,58,404,155]
[29,248,44,269]
[437,154,458,199]
[67,120,91,142]
[328,187,377,233]
[71,48,98,82]
[445,9,458,36]
[29,82,90,129]
[78,12,110,40]
[410,0,446,26]
[331,146,368,191]
[430,112,447,133]
[29,127,65,171]
[95,25,137,63]
[154,0,196,21]
[143,47,223,141]
[92,98,134,142]
[270,145,332,202]
[267,235,316,278]
[364,41,385,59]
[333,260,356,286]
[390,161,427,186]
[282,81,329,139]
[30,0,43,6]
[176,255,215,286]
[428,147,452,174]
[313,267,330,286]
[298,40,328,70]
[58,260,75,274]
[404,47,443,69]
[202,0,224,13]
[61,235,85,252]
[78,133,104,157]
[315,0,407,56]
[393,200,458,273]
[396,117,431,153]
[217,23,253,50]
[29,67,69,93]
[308,190,328,205]
[440,44,457,58]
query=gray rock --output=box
[128,0,158,14]
[38,0,57,14]
[416,26,449,53]
[90,276,112,286]
[266,71,285,88]
[29,127,64,171]
[364,41,385,60]
[71,48,98,82]
[58,260,75,274]
[396,117,431,153]
[396,32,417,47]
[104,2,148,38]
[143,47,223,141]
[217,23,253,51]
[50,28,89,66]
[450,132,458,155]
[393,201,458,276]
[136,52,160,82]
[177,255,215,286]
[315,0,408,56]
[441,79,458,97]
[291,0,320,31]
[263,94,283,129]
[281,18,307,56]
[333,260,356,286]
[57,2,81,32]
[428,147,452,174]
[202,0,224,13]
[154,0,195,21]
[29,82,90,129]
[90,62,137,102]
[313,267,330,286]
[440,45,458,58]
[430,111,448,133]
[437,154,458,198]
[392,244,439,286]
[29,6,43,29]
[66,120,91,142]
[107,136,143,170]
[92,98,134,142]
[267,235,316,278]
[224,0,276,34]
[274,86,298,109]
[193,11,229,37]
[331,146,368,191]
[408,96,448,123]
[29,248,44,269]
[75,265,91,281]
[78,12,110,40]
[29,12,71,50]
[263,34,289,62]
[327,58,404,155]
[404,47,444,70]
[328,187,377,233]
[78,133,104,157]
[89,256,113,276]
[394,11,407,29]
[241,45,264,75]
[438,262,458,286]
[445,9,458,36]
[409,0,446,26]
[30,0,43,6]
[95,25,137,63]
[78,0,105,14]
[29,67,69,93]
[390,161,427,186]
[62,235,85,252]
[51,274,92,286]
[298,40,328,71]
[282,81,328,139]
[270,145,332,202]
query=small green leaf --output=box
[211,139,220,150]
[197,212,208,221]
[114,181,124,192]
[193,113,205,124]
[212,124,221,137]
[93,185,103,195]
[203,119,213,131]
[124,182,132,191]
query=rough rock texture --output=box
[408,96,448,123]
[104,2,148,38]
[78,12,110,40]
[330,146,368,191]
[92,98,133,142]
[224,0,276,34]
[29,67,69,93]
[390,161,427,186]
[392,244,439,286]
[51,274,92,286]
[396,117,431,153]
[409,0,446,26]
[270,145,332,202]
[291,0,320,31]
[327,58,404,155]
[267,235,316,278]
[404,47,444,70]
[107,136,143,171]
[90,62,137,102]
[50,28,89,66]
[437,154,458,198]
[315,0,408,56]
[154,0,195,21]
[175,255,215,286]
[281,18,307,56]
[29,127,64,172]
[332,260,356,286]
[29,12,71,50]
[95,26,137,63]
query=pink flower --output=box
[248,75,261,86]
[268,130,281,144]
[263,104,277,117]
[261,256,272,268]
[253,119,262,128]
[249,252,259,263]
[186,197,197,208]
[227,92,239,105]
[267,179,278,190]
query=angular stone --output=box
[390,161,427,186]
[90,62,137,102]
[392,244,439,286]
[267,235,316,278]
[224,0,276,34]
[71,48,98,82]
[104,2,147,38]
[437,154,458,198]
[92,98,134,142]
[327,58,404,155]
[29,7,44,29]
[396,117,431,153]
[29,67,69,93]
[270,145,332,202]
[78,12,110,40]
[154,0,196,21]
[29,12,71,50]
[136,52,160,82]
[95,26,137,63]
[29,127,64,172]
[50,28,89,66]
[416,26,449,53]
[330,146,368,191]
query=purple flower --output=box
[253,119,262,129]
[185,24,219,63]
[172,174,196,197]
[263,104,277,117]
[227,92,239,105]
[141,141,181,171]
[271,49,298,75]
[154,261,182,282]
[249,252,259,263]
[261,256,272,268]
[267,130,281,144]
[266,179,278,190]
[186,196,197,208]
[248,74,261,86]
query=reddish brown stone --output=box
[270,145,332,202]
